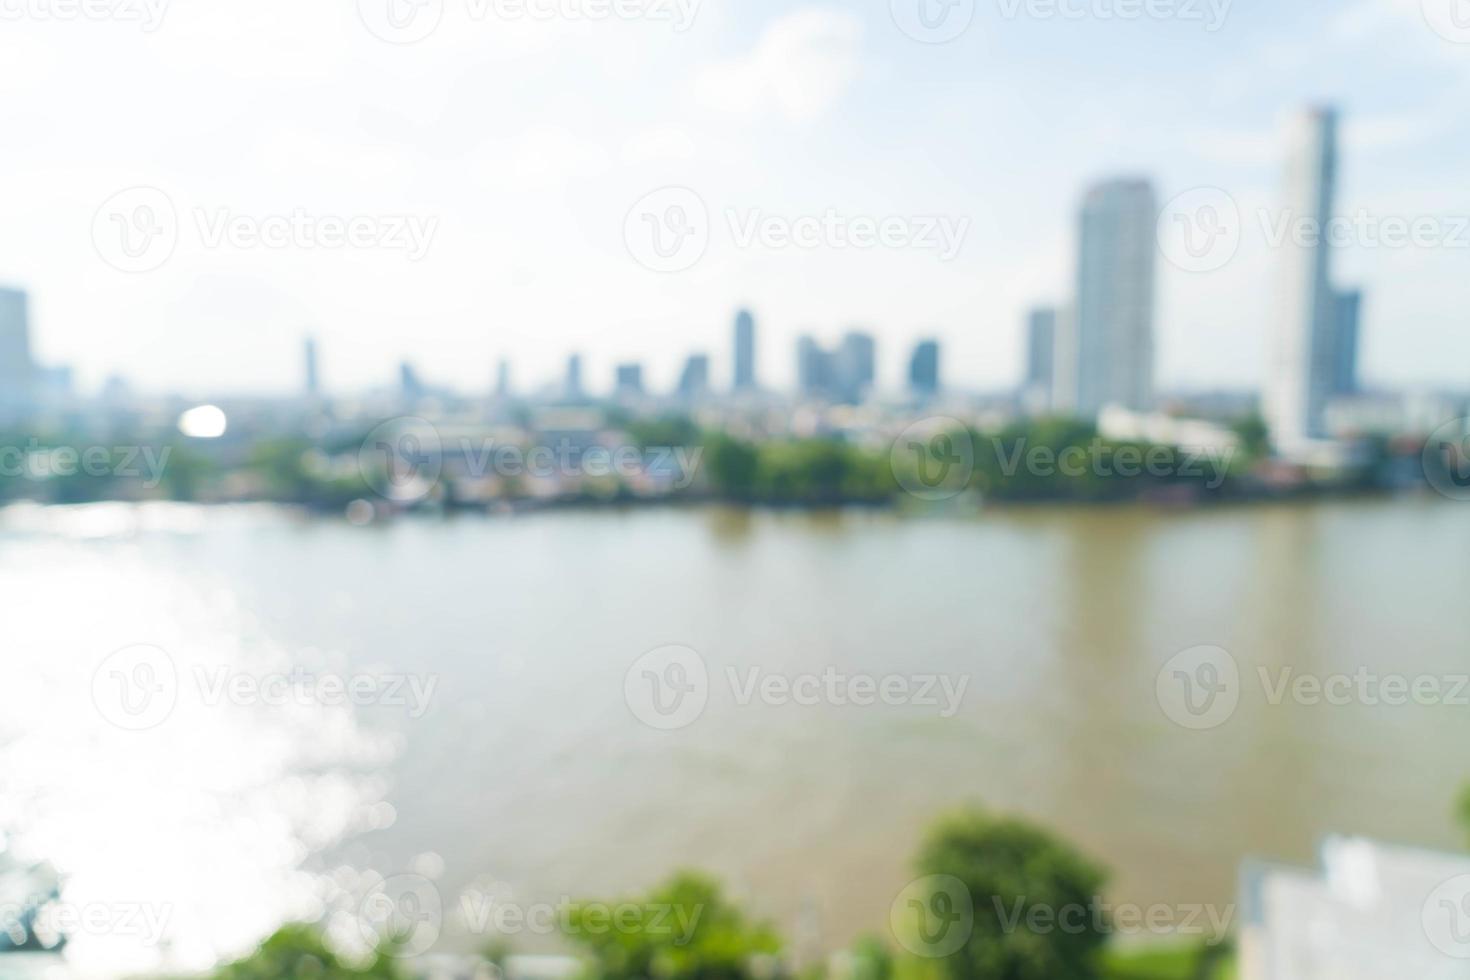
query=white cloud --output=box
[695,8,862,124]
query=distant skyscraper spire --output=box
[495,357,511,398]
[303,335,320,399]
[734,309,756,391]
[565,354,583,400]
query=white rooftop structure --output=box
[1241,837,1470,978]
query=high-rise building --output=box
[797,336,831,397]
[303,336,320,399]
[565,354,584,400]
[495,358,511,398]
[797,333,874,403]
[1267,107,1340,448]
[0,287,34,413]
[733,310,756,391]
[399,361,424,403]
[1069,179,1157,416]
[1025,308,1056,407]
[615,363,644,396]
[1332,288,1361,397]
[909,339,940,396]
[677,354,709,399]
[836,332,876,403]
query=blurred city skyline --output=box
[2,0,1468,398]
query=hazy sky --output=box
[2,0,1467,397]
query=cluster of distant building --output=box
[1019,105,1370,462]
[381,308,934,412]
[0,103,1458,463]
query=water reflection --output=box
[0,505,396,977]
[3,499,1469,976]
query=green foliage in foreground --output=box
[186,808,1239,980]
[1101,942,1236,980]
[205,924,403,979]
[915,809,1112,980]
[562,872,782,980]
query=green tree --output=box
[209,925,404,980]
[1230,416,1270,462]
[706,435,760,500]
[1456,783,1470,848]
[563,872,781,980]
[914,809,1110,980]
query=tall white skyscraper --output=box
[0,287,34,413]
[1067,179,1157,416]
[1267,107,1339,449]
